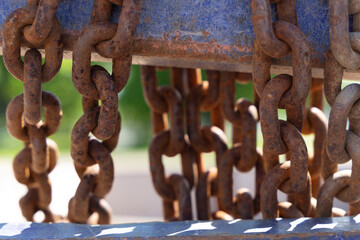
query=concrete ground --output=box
[0,150,350,223]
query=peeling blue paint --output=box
[0,216,360,239]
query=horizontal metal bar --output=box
[0,0,360,79]
[0,216,360,239]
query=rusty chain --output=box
[302,78,326,198]
[186,69,230,220]
[141,66,195,221]
[3,0,63,222]
[142,68,239,221]
[318,0,360,217]
[252,0,313,218]
[68,0,142,224]
[2,0,360,224]
[217,71,265,220]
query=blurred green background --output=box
[0,58,254,155]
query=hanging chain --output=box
[317,0,360,217]
[141,67,196,221]
[68,0,142,224]
[186,70,231,220]
[302,78,327,198]
[3,0,63,222]
[142,68,240,221]
[217,71,265,219]
[252,0,313,218]
[3,0,360,223]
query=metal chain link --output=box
[319,0,360,217]
[141,66,195,221]
[142,68,237,221]
[186,70,229,220]
[252,0,313,219]
[217,71,265,220]
[302,78,327,198]
[3,0,63,222]
[3,0,360,223]
[68,0,142,224]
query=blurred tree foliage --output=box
[0,57,254,154]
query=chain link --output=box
[141,66,194,221]
[186,70,229,220]
[217,71,264,220]
[3,0,63,222]
[252,0,313,218]
[68,0,142,224]
[319,0,360,216]
[3,0,360,223]
[300,78,326,199]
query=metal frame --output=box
[1,0,360,79]
[0,216,360,239]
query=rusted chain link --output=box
[316,170,360,217]
[252,0,313,218]
[320,0,360,216]
[186,70,229,220]
[3,1,63,83]
[8,92,63,222]
[68,0,142,224]
[3,0,360,223]
[261,123,311,219]
[217,71,265,220]
[3,0,63,222]
[141,66,195,221]
[142,67,232,221]
[301,79,327,198]
[218,148,265,219]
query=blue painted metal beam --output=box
[0,216,360,239]
[0,0,353,78]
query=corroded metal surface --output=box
[1,0,356,78]
[3,0,360,230]
[3,0,141,224]
[4,0,64,223]
[320,0,360,218]
[68,0,142,224]
[252,0,315,219]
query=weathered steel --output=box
[142,66,195,220]
[3,0,64,222]
[252,0,315,220]
[1,216,360,239]
[1,0,360,79]
[322,0,360,216]
[67,0,141,224]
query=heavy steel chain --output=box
[302,78,327,198]
[252,0,313,218]
[318,0,360,217]
[68,0,142,224]
[3,0,63,222]
[217,71,265,220]
[186,70,230,220]
[141,66,195,221]
[3,0,360,223]
[142,68,240,221]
